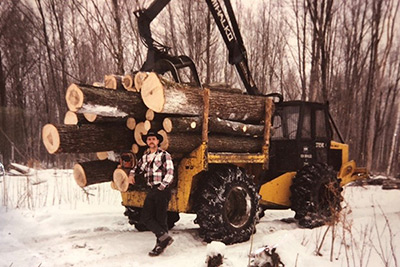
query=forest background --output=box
[0,0,399,176]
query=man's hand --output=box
[128,173,135,185]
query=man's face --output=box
[146,136,159,148]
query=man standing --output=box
[128,131,174,256]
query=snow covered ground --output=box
[0,169,399,267]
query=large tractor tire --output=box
[290,163,343,228]
[124,206,180,231]
[194,165,259,245]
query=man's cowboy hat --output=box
[142,131,164,144]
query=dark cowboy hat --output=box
[142,131,164,144]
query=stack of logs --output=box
[42,72,270,191]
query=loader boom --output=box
[136,0,259,95]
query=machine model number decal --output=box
[316,142,326,148]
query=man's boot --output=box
[148,234,173,256]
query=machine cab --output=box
[267,101,333,178]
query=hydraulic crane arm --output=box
[205,0,259,95]
[135,0,267,96]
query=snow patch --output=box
[0,170,399,267]
[164,88,201,115]
[80,104,128,117]
[207,241,226,257]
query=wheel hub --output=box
[225,186,252,228]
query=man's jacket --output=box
[130,148,174,190]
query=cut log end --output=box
[84,113,97,122]
[92,82,104,87]
[134,72,149,92]
[64,111,78,125]
[163,118,172,133]
[104,75,118,90]
[140,73,165,112]
[65,83,84,112]
[144,120,151,131]
[96,151,109,160]
[122,74,135,91]
[42,124,60,154]
[131,144,139,154]
[73,163,87,187]
[145,109,155,121]
[134,122,148,146]
[110,181,117,190]
[126,117,136,130]
[113,168,129,192]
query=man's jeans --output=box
[141,187,171,239]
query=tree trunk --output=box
[74,160,119,187]
[65,83,147,119]
[42,123,133,154]
[140,72,267,122]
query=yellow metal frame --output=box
[208,152,266,164]
[259,172,296,208]
[121,143,208,213]
[120,98,367,212]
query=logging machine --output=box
[121,0,368,244]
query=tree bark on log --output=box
[161,116,263,136]
[162,117,201,133]
[209,117,264,137]
[74,160,119,187]
[42,123,133,154]
[145,119,164,132]
[140,72,267,122]
[158,131,263,154]
[65,83,147,119]
[205,82,243,94]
